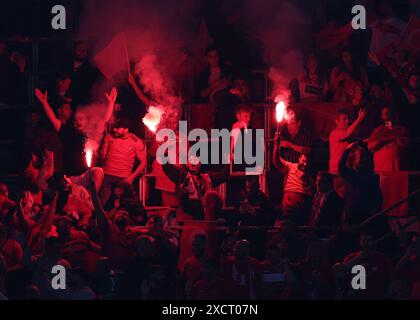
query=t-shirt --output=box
[283,161,314,196]
[279,127,313,163]
[58,122,87,176]
[329,128,349,173]
[103,133,145,178]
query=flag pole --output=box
[122,32,131,73]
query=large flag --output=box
[400,15,420,55]
[93,32,130,80]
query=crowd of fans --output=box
[1,0,420,300]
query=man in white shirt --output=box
[273,133,316,225]
[329,108,367,173]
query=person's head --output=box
[350,82,364,105]
[113,208,129,230]
[112,117,132,138]
[408,73,420,91]
[235,104,253,127]
[380,106,395,123]
[191,234,207,258]
[74,40,89,62]
[233,239,250,261]
[54,216,72,237]
[335,109,350,130]
[232,77,251,100]
[56,73,71,93]
[346,144,374,173]
[341,48,353,67]
[316,172,333,194]
[0,183,8,198]
[369,83,385,102]
[163,107,182,131]
[186,155,201,175]
[244,177,260,197]
[44,236,64,260]
[360,231,375,251]
[147,215,164,232]
[73,109,88,133]
[298,153,312,173]
[112,181,131,199]
[306,53,318,73]
[205,47,220,68]
[286,112,302,136]
[57,102,72,123]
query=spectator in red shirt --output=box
[367,106,409,172]
[329,108,367,173]
[100,117,147,206]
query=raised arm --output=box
[104,87,118,123]
[128,73,155,106]
[162,162,183,184]
[210,164,230,188]
[34,89,61,132]
[340,108,367,142]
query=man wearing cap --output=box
[100,117,147,205]
[162,156,228,220]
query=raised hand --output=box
[105,87,118,104]
[357,107,368,121]
[35,88,48,103]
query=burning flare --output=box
[275,97,287,123]
[84,139,97,168]
[142,105,164,133]
[85,149,93,168]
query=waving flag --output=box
[93,32,130,80]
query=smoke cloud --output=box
[222,0,311,100]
